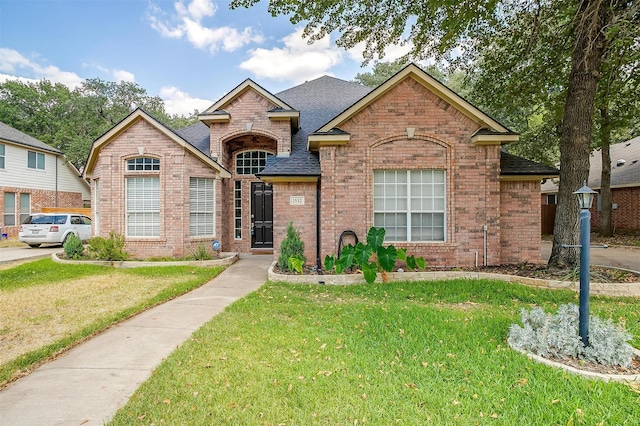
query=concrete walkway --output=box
[0,254,272,426]
[541,241,640,272]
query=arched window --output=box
[235,151,269,175]
[127,157,160,171]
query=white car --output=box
[19,213,92,248]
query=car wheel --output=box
[28,244,41,248]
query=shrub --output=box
[279,221,306,272]
[187,243,214,261]
[63,233,85,259]
[508,304,635,367]
[87,231,129,261]
[324,227,427,284]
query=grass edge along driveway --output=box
[0,258,226,387]
[110,279,640,425]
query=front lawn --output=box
[110,280,640,425]
[0,258,225,386]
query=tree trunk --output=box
[599,106,613,236]
[548,0,610,270]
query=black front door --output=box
[251,182,273,248]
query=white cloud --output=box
[113,69,135,82]
[159,85,212,116]
[239,28,344,83]
[0,48,84,88]
[147,0,263,53]
[346,40,415,64]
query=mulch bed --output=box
[543,354,640,376]
[455,264,640,283]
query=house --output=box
[542,136,640,233]
[83,64,558,266]
[0,121,90,237]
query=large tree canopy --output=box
[0,79,197,168]
[232,0,640,268]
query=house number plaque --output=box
[290,196,305,206]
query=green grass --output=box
[110,280,640,425]
[0,259,225,386]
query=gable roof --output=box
[0,121,63,154]
[314,63,516,140]
[199,79,300,128]
[83,108,231,179]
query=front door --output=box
[251,182,273,248]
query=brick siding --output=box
[312,77,535,267]
[591,186,640,233]
[500,181,542,264]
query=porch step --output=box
[251,248,274,255]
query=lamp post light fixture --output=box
[573,181,598,346]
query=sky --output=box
[0,0,412,116]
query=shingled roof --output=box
[0,121,63,154]
[258,76,373,177]
[500,151,559,177]
[541,136,640,192]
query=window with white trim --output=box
[235,151,268,175]
[126,177,160,237]
[189,178,214,237]
[19,193,30,224]
[373,170,446,242]
[4,192,16,226]
[0,144,5,169]
[27,151,45,170]
[234,181,242,239]
[127,157,159,171]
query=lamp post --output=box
[573,181,597,346]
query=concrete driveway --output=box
[0,245,61,265]
[541,241,640,272]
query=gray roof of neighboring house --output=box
[541,136,640,192]
[0,121,63,154]
[500,151,559,176]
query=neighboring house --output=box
[542,136,640,233]
[0,121,91,237]
[83,64,558,265]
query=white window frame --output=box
[235,150,269,175]
[126,176,160,238]
[0,144,5,169]
[373,169,446,242]
[189,177,215,237]
[27,150,45,170]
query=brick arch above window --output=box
[369,135,452,170]
[369,133,452,151]
[219,128,281,145]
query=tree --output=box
[232,0,639,269]
[0,79,198,168]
